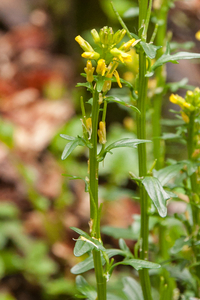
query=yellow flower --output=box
[169,94,185,107]
[181,111,189,123]
[82,51,100,60]
[195,30,200,41]
[75,35,94,52]
[113,70,122,88]
[96,59,107,76]
[86,117,92,139]
[98,121,106,144]
[110,48,132,63]
[119,38,140,52]
[84,60,95,83]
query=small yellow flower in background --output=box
[98,121,106,144]
[195,30,200,41]
[181,111,189,123]
[96,59,107,76]
[84,60,95,83]
[169,94,185,107]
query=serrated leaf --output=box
[61,137,85,160]
[153,163,185,186]
[74,240,94,257]
[114,259,161,271]
[122,277,143,300]
[76,275,97,300]
[147,43,200,76]
[142,177,171,217]
[140,41,162,59]
[105,96,140,114]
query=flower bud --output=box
[98,93,103,105]
[98,121,106,144]
[75,35,94,52]
[91,29,100,44]
[82,51,100,60]
[110,48,132,63]
[113,29,126,44]
[169,94,185,107]
[102,80,112,93]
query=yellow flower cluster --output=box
[169,88,200,123]
[75,26,140,92]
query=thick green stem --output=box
[137,1,153,297]
[89,90,106,300]
[152,0,168,170]
[187,112,200,296]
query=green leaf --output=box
[71,255,94,274]
[71,227,105,252]
[96,76,106,92]
[74,240,95,257]
[147,43,200,76]
[105,96,140,114]
[122,277,144,300]
[141,177,171,217]
[113,259,161,271]
[99,138,151,161]
[46,278,75,295]
[153,163,185,186]
[140,41,161,59]
[61,137,85,160]
[60,134,76,141]
[101,225,138,240]
[170,236,191,254]
[76,275,97,300]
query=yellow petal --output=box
[113,70,122,88]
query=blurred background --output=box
[0,0,200,299]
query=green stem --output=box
[89,89,106,300]
[137,1,152,298]
[152,0,168,170]
[187,111,200,297]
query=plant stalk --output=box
[137,1,153,299]
[89,89,106,300]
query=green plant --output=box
[61,1,200,299]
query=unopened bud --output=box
[113,29,126,44]
[98,93,103,105]
[91,29,100,44]
[82,51,100,60]
[75,35,94,52]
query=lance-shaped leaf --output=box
[122,277,144,300]
[105,96,140,114]
[111,258,161,272]
[74,240,95,257]
[153,163,185,186]
[99,138,151,160]
[147,43,200,77]
[76,275,97,300]
[141,177,172,217]
[140,41,162,59]
[61,136,85,160]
